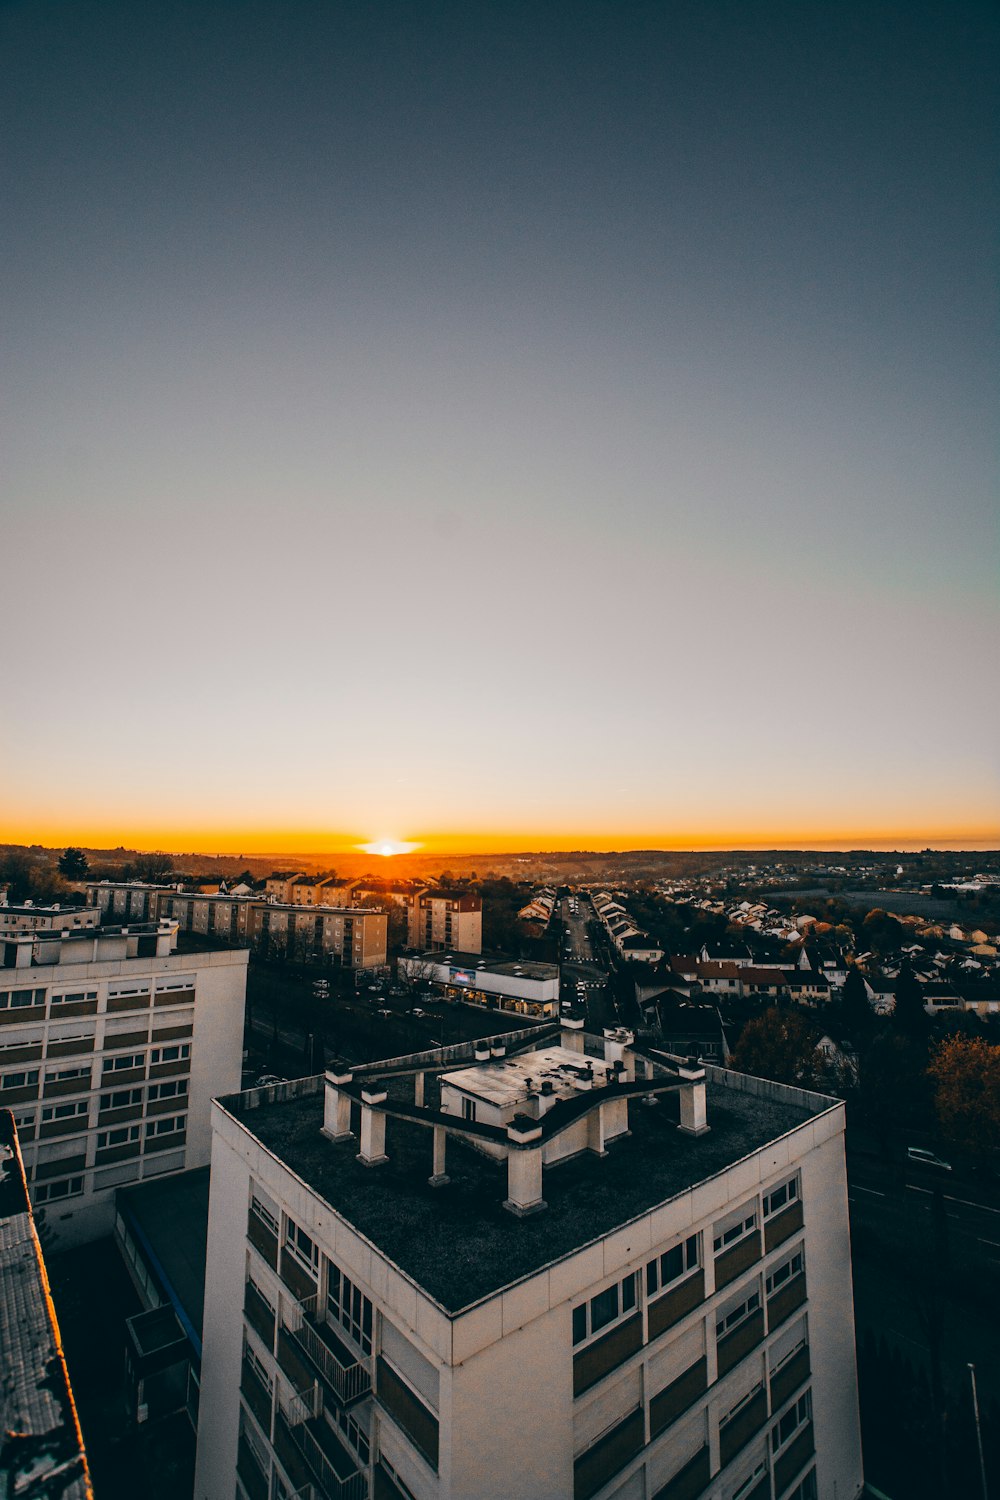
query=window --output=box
[146,1114,185,1137]
[98,1124,141,1148]
[461,1096,477,1122]
[766,1249,804,1297]
[250,1192,279,1236]
[102,1053,145,1075]
[714,1210,758,1253]
[0,1036,42,1051]
[14,1110,36,1129]
[147,1079,188,1102]
[150,1043,190,1065]
[784,1470,817,1500]
[40,1101,88,1122]
[763,1177,799,1219]
[107,983,151,999]
[716,1288,761,1339]
[772,1333,808,1376]
[1,1069,40,1090]
[332,1403,370,1465]
[35,1177,84,1203]
[45,1065,91,1084]
[572,1272,639,1347]
[50,991,97,1007]
[732,1461,769,1500]
[328,1260,373,1354]
[772,1389,812,1453]
[721,1381,764,1430]
[646,1234,700,1297]
[0,989,46,1010]
[45,1033,90,1051]
[283,1219,319,1277]
[242,1338,273,1395]
[99,1088,143,1111]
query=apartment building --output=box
[0,903,101,937]
[87,884,388,969]
[194,1021,862,1500]
[0,918,247,1247]
[406,891,482,954]
[0,1110,92,1500]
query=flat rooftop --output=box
[0,1111,91,1500]
[223,1057,825,1314]
[416,950,559,980]
[117,1167,211,1345]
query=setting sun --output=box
[358,839,421,858]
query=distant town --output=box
[1,841,997,1500]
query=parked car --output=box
[412,1008,426,1019]
[907,1146,952,1172]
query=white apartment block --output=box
[0,918,247,1247]
[406,892,482,954]
[195,1021,862,1500]
[0,903,102,937]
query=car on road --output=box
[907,1146,952,1171]
[377,1008,392,1018]
[254,1074,285,1087]
[412,1008,426,1019]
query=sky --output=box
[2,0,998,855]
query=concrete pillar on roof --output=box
[414,1071,425,1107]
[503,1120,546,1216]
[677,1066,710,1137]
[561,1016,585,1054]
[429,1125,449,1187]
[322,1067,354,1142]
[357,1089,389,1166]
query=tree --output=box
[892,962,927,1038]
[57,847,89,879]
[862,908,906,956]
[841,968,874,1043]
[132,851,174,881]
[928,1035,1000,1160]
[730,1008,821,1087]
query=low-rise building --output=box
[398,950,560,1018]
[194,1020,863,1500]
[0,918,247,1246]
[0,903,102,937]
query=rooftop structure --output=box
[0,1110,92,1500]
[195,1022,863,1500]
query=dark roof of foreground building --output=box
[0,1111,91,1500]
[221,1040,829,1315]
[117,1166,211,1349]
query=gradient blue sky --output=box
[3,0,997,851]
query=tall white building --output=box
[0,917,247,1246]
[195,1021,862,1500]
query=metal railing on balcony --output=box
[277,1389,367,1500]
[286,1295,372,1406]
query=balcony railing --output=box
[277,1388,368,1500]
[286,1295,372,1406]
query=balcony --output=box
[278,1387,368,1500]
[767,1273,807,1332]
[286,1295,372,1406]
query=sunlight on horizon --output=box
[358,839,422,858]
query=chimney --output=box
[474,1043,490,1063]
[490,1042,506,1059]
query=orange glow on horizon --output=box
[3,816,997,857]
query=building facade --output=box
[406,892,483,954]
[0,919,247,1246]
[87,884,388,969]
[194,1023,863,1500]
